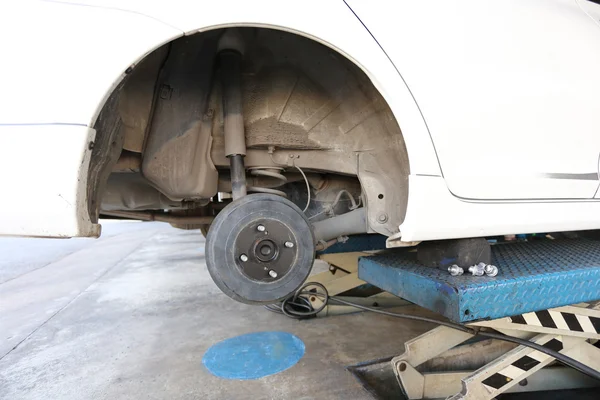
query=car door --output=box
[346,0,600,200]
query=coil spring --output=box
[247,167,288,197]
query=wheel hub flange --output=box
[235,219,297,281]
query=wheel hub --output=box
[235,220,297,281]
[255,239,277,261]
[205,193,315,304]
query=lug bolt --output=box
[268,270,278,278]
[257,225,266,232]
[484,264,499,277]
[240,254,248,262]
[285,241,294,248]
[468,264,485,276]
[448,265,464,276]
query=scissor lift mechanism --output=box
[393,303,600,399]
[314,238,600,398]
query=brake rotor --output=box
[205,193,315,304]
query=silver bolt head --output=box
[484,264,499,277]
[377,213,388,223]
[468,265,485,276]
[448,265,464,276]
[257,225,266,232]
[240,254,248,262]
[284,241,294,248]
[268,270,278,278]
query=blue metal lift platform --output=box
[358,239,600,323]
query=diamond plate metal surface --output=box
[358,239,600,323]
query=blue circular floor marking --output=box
[202,331,305,380]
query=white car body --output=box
[1,0,600,240]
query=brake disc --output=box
[205,193,315,304]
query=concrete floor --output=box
[0,221,433,400]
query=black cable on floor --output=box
[265,282,600,382]
[264,282,328,319]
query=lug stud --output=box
[285,241,294,248]
[268,270,278,278]
[240,254,248,262]
[257,225,266,232]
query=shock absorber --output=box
[218,30,247,200]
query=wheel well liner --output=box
[90,25,412,235]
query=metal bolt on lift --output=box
[448,264,464,276]
[467,263,486,276]
[484,264,498,276]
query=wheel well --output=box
[90,27,409,236]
